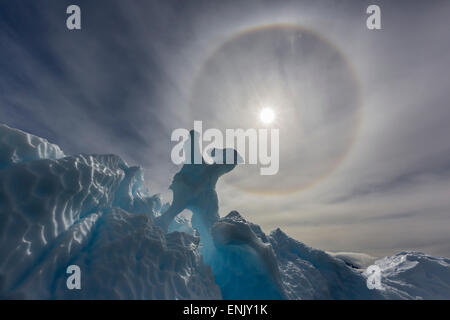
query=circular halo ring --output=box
[188,23,363,196]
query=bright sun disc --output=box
[260,108,275,124]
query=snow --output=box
[1,123,449,299]
[370,252,450,299]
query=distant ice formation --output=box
[370,252,450,299]
[0,123,449,299]
[327,252,378,270]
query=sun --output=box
[259,107,275,124]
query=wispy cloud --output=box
[1,0,450,257]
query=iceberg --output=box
[0,123,449,299]
[0,125,219,299]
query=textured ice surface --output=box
[168,211,196,236]
[369,252,450,299]
[210,212,382,299]
[0,125,220,299]
[1,123,449,299]
[210,211,285,299]
[0,124,64,170]
[269,228,383,299]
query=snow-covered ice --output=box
[370,252,450,299]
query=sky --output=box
[1,0,450,258]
